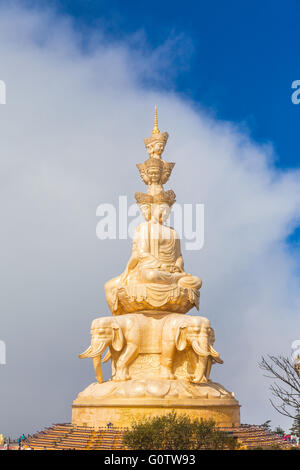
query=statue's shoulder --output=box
[135,221,149,231]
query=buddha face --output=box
[151,203,171,224]
[139,203,151,221]
[146,141,165,158]
[153,141,165,156]
[146,166,161,184]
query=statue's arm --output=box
[175,255,184,272]
[119,257,137,284]
[128,256,138,270]
[175,238,184,272]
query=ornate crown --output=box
[144,106,169,157]
[135,190,176,207]
[144,132,169,153]
[144,157,164,170]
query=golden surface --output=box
[152,105,160,134]
[74,110,240,427]
[72,400,240,429]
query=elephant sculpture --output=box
[160,314,223,383]
[79,314,140,383]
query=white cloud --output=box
[0,2,300,436]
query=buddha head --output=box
[139,203,151,221]
[145,158,163,184]
[151,203,171,224]
[135,190,176,224]
[144,135,168,159]
[136,157,175,186]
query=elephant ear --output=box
[112,325,124,351]
[175,324,187,351]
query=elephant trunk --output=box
[190,331,210,383]
[191,324,210,355]
[191,339,209,357]
[93,355,103,383]
[189,344,208,384]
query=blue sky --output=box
[31,0,300,169]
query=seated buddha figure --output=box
[104,190,202,315]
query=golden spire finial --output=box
[152,105,160,135]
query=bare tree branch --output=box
[259,355,300,421]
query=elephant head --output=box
[79,317,124,383]
[175,317,210,357]
[160,315,211,381]
[174,316,218,383]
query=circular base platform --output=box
[72,379,240,428]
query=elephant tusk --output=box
[209,346,219,357]
[209,346,224,363]
[192,340,209,357]
[215,357,224,364]
[78,345,92,359]
[89,341,108,358]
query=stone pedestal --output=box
[72,379,240,428]
[74,312,240,429]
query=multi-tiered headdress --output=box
[135,107,176,207]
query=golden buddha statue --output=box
[73,108,240,429]
[104,109,202,315]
